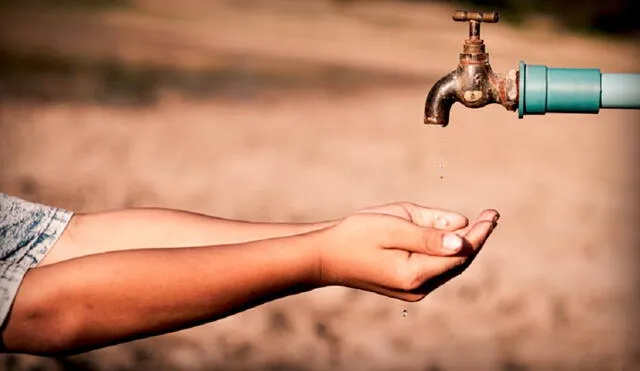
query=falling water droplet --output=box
[402,309,408,318]
[437,163,445,181]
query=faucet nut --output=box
[505,69,518,101]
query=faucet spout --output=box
[424,71,458,127]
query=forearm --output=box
[4,232,322,355]
[42,208,335,265]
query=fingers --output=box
[381,209,498,257]
[428,209,499,272]
[402,203,469,231]
[453,209,498,233]
[381,217,464,257]
[459,209,499,251]
[400,209,500,293]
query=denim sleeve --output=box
[0,193,73,327]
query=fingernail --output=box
[442,233,462,252]
[435,216,449,229]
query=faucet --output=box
[424,10,640,127]
[424,10,518,127]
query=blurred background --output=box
[0,0,638,370]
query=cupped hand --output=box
[317,202,499,301]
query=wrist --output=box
[285,222,344,290]
[295,229,330,290]
[303,224,345,288]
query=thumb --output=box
[382,218,463,256]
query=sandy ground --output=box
[1,1,639,370]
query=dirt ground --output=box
[0,1,639,370]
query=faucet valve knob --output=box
[452,10,499,23]
[452,10,499,42]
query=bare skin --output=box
[1,202,498,356]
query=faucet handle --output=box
[452,10,499,42]
[452,10,499,23]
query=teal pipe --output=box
[601,73,640,108]
[517,61,640,118]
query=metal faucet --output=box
[424,10,518,127]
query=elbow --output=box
[1,269,86,357]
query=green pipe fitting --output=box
[517,61,640,118]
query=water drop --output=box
[402,309,408,318]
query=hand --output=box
[317,203,499,301]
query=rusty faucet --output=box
[424,10,640,126]
[424,10,518,127]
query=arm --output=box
[3,203,498,356]
[41,208,335,266]
[5,233,320,355]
